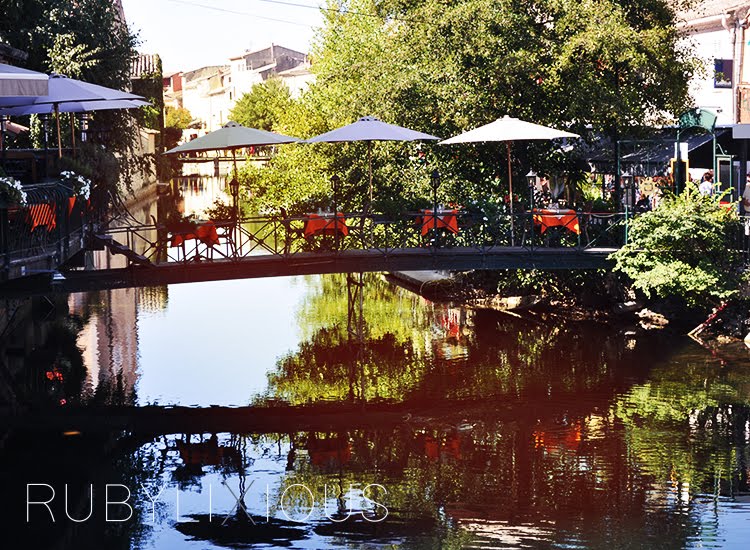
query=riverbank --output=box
[389,269,750,343]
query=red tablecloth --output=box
[303,212,348,237]
[170,221,220,247]
[533,208,580,234]
[419,209,459,235]
[67,197,91,215]
[27,203,56,231]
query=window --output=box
[714,59,733,88]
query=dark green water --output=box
[1,273,750,549]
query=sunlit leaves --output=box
[229,78,294,132]
[611,184,741,309]
[241,0,695,213]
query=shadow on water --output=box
[175,514,307,547]
[1,273,750,548]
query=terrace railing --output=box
[0,181,86,280]
[99,209,633,266]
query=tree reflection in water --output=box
[3,274,750,548]
[265,274,651,406]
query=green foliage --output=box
[131,64,164,132]
[0,0,137,89]
[165,106,193,130]
[203,197,246,221]
[47,32,99,78]
[0,0,141,198]
[244,0,695,214]
[59,155,95,181]
[238,146,330,214]
[611,183,741,309]
[229,78,294,131]
[59,142,120,214]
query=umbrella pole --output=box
[55,103,62,159]
[507,142,514,246]
[70,112,76,157]
[368,141,373,210]
[232,148,239,250]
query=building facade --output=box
[680,1,750,124]
[169,45,314,132]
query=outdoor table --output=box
[169,220,220,247]
[27,202,57,232]
[418,209,459,235]
[532,208,580,235]
[303,212,348,237]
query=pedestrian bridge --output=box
[0,209,628,295]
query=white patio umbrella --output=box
[440,115,579,245]
[0,98,150,154]
[0,73,146,157]
[164,120,299,155]
[0,63,48,98]
[0,64,49,150]
[0,98,149,116]
[305,116,440,206]
[164,120,300,178]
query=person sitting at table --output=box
[699,171,714,196]
[742,174,750,212]
[534,175,552,207]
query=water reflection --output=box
[173,174,230,218]
[2,272,750,548]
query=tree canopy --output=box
[165,106,193,130]
[229,77,293,131]
[0,0,142,197]
[239,0,697,214]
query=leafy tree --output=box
[0,0,142,201]
[240,0,697,214]
[611,184,742,309]
[0,0,136,89]
[229,77,293,131]
[165,106,193,130]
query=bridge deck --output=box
[0,246,616,295]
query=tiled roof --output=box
[182,65,228,83]
[131,53,161,78]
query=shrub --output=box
[611,183,741,310]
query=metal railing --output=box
[0,181,85,279]
[99,209,632,266]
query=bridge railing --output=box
[99,209,632,265]
[0,182,86,280]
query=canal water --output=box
[2,174,750,549]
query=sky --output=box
[120,0,325,73]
